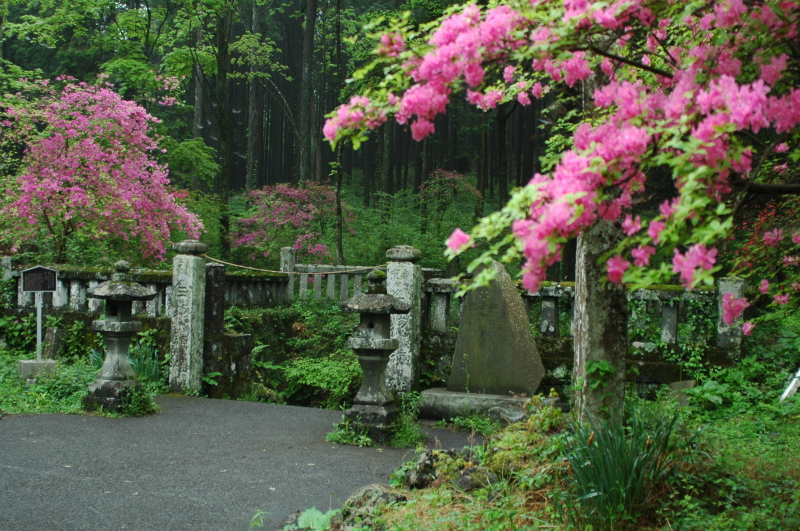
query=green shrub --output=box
[226,299,362,409]
[0,313,36,352]
[564,406,703,529]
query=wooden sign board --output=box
[22,266,57,292]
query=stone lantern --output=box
[339,270,410,443]
[84,261,157,411]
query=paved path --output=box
[1,395,478,531]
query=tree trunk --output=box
[572,220,628,423]
[379,124,392,213]
[334,143,345,265]
[497,106,510,205]
[193,27,204,142]
[297,0,317,181]
[245,2,265,190]
[215,7,232,257]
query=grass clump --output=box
[372,386,800,530]
[327,392,426,448]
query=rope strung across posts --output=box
[200,254,388,275]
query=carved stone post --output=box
[386,245,423,393]
[572,221,628,423]
[169,240,207,393]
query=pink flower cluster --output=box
[1,80,201,261]
[323,96,388,143]
[722,293,750,325]
[232,182,350,264]
[326,0,800,302]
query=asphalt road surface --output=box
[1,395,478,531]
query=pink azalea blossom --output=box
[722,293,750,325]
[631,245,656,267]
[606,255,630,284]
[764,229,784,247]
[742,321,755,336]
[774,293,790,305]
[446,228,472,252]
[759,279,770,294]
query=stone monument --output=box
[420,261,546,419]
[84,261,157,411]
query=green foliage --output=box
[160,138,220,190]
[340,185,485,269]
[117,383,160,417]
[0,349,95,414]
[326,392,426,448]
[0,313,36,351]
[293,507,339,531]
[0,277,18,310]
[436,413,503,436]
[282,354,362,409]
[325,417,375,447]
[628,297,718,380]
[391,391,427,447]
[564,406,703,529]
[129,343,168,394]
[226,300,361,409]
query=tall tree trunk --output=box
[216,7,232,257]
[297,0,317,181]
[475,130,487,220]
[497,106,511,205]
[572,220,628,423]
[193,27,204,142]
[419,139,430,234]
[334,144,345,265]
[379,124,392,213]
[362,140,372,207]
[245,2,265,190]
[0,11,5,60]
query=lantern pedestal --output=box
[344,338,399,444]
[83,261,156,413]
[339,271,410,445]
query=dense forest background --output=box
[0,0,567,271]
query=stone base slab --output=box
[344,404,398,444]
[419,387,559,421]
[84,379,138,412]
[18,359,57,381]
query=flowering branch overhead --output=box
[324,0,800,332]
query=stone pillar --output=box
[385,245,423,393]
[169,240,208,393]
[572,220,628,423]
[280,247,296,301]
[717,277,745,356]
[661,303,678,345]
[541,296,560,337]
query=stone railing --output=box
[421,276,739,349]
[279,247,383,301]
[2,260,288,316]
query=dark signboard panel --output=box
[22,266,57,292]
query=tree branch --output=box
[587,46,673,78]
[732,179,800,195]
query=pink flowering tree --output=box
[231,182,353,266]
[0,79,202,263]
[325,0,800,417]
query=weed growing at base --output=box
[326,392,426,448]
